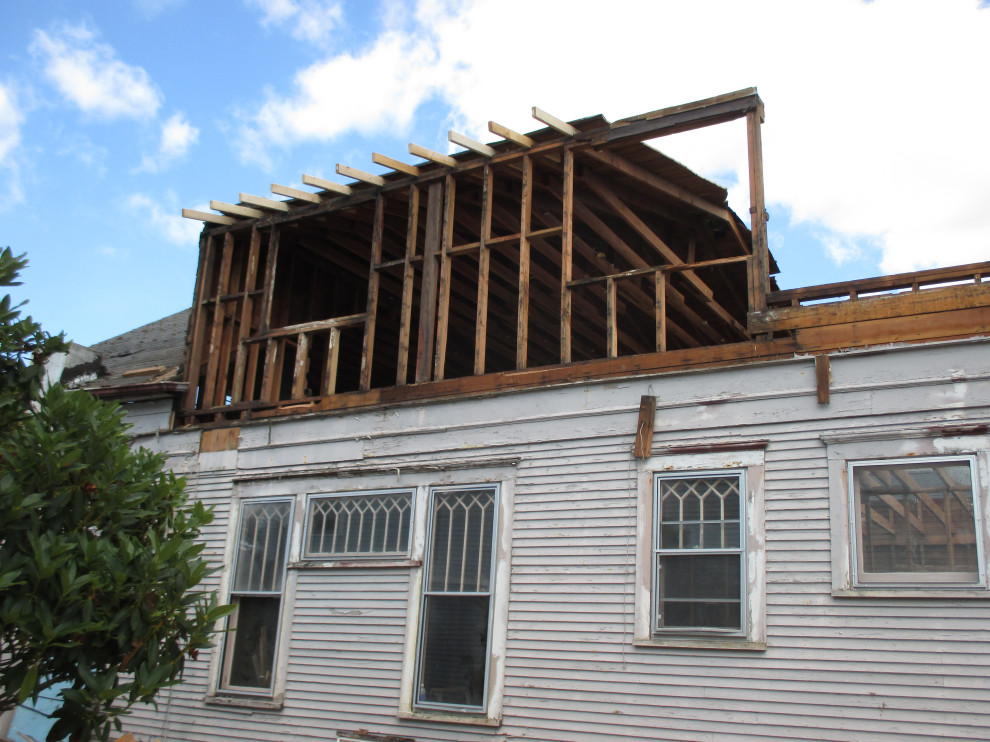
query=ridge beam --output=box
[532,107,578,136]
[372,152,420,177]
[409,143,457,168]
[210,200,264,219]
[302,174,353,195]
[240,192,290,212]
[335,164,385,187]
[272,183,320,203]
[448,130,495,157]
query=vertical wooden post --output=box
[291,332,310,399]
[360,195,385,392]
[434,175,456,381]
[516,155,533,370]
[815,354,831,405]
[231,227,262,403]
[416,181,443,383]
[560,149,574,363]
[655,271,667,352]
[396,185,420,385]
[746,103,769,318]
[474,164,493,375]
[183,232,215,412]
[633,395,657,459]
[324,328,341,395]
[202,232,235,408]
[259,226,281,333]
[606,277,617,358]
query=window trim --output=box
[302,488,415,561]
[826,432,990,598]
[635,447,766,650]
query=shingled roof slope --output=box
[79,308,190,389]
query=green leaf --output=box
[17,663,38,704]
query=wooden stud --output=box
[372,152,420,177]
[182,208,237,226]
[335,164,385,187]
[416,181,443,383]
[239,192,290,212]
[747,106,769,315]
[183,233,215,411]
[560,149,574,363]
[433,175,456,380]
[271,183,320,203]
[210,201,264,219]
[655,271,667,352]
[474,164,493,375]
[324,327,341,395]
[606,276,618,358]
[449,129,496,157]
[532,106,579,136]
[409,143,457,168]
[633,395,657,459]
[489,121,535,149]
[396,185,420,385]
[302,174,353,195]
[516,154,533,369]
[815,354,831,405]
[202,232,235,408]
[231,227,262,402]
[291,331,310,399]
[360,195,385,392]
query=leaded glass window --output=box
[305,490,413,558]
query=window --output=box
[415,484,499,712]
[221,498,292,693]
[305,490,413,559]
[850,456,982,586]
[654,472,744,633]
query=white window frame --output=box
[635,446,766,651]
[303,488,415,560]
[826,431,990,597]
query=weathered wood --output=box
[606,277,617,358]
[560,149,574,363]
[396,185,420,386]
[183,232,215,411]
[323,327,341,395]
[231,227,262,402]
[633,395,657,458]
[416,182,444,383]
[291,331,310,399]
[433,175,456,380]
[474,165,493,375]
[656,272,667,352]
[567,255,750,288]
[247,313,367,342]
[746,107,769,315]
[202,232,235,408]
[200,426,240,453]
[815,354,830,405]
[360,195,385,392]
[516,155,533,369]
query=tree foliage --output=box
[0,249,231,741]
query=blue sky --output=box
[1,0,988,346]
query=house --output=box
[65,89,990,741]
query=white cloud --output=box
[246,0,344,44]
[127,193,203,246]
[138,112,199,172]
[30,22,162,121]
[0,82,24,205]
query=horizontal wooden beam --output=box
[489,121,535,148]
[182,208,237,226]
[449,129,495,157]
[372,152,420,176]
[409,143,457,168]
[239,192,290,212]
[302,174,353,196]
[272,183,320,203]
[210,200,263,219]
[532,106,578,136]
[336,164,385,187]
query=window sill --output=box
[289,558,421,570]
[396,709,501,727]
[832,588,990,599]
[203,693,284,711]
[635,637,767,651]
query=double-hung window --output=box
[415,484,499,712]
[222,498,293,693]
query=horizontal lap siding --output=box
[123,341,990,742]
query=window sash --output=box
[653,472,745,635]
[415,484,499,713]
[304,489,414,559]
[849,455,984,586]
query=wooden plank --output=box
[372,152,420,177]
[259,338,277,401]
[606,276,617,358]
[409,143,457,168]
[202,232,235,408]
[324,327,341,395]
[533,106,579,136]
[291,331,310,399]
[416,181,443,383]
[449,129,496,157]
[182,233,215,411]
[747,107,769,315]
[239,192,290,212]
[182,208,237,226]
[200,426,240,453]
[336,164,385,187]
[656,272,667,352]
[489,120,535,148]
[567,255,750,288]
[560,149,574,363]
[248,313,367,341]
[516,154,533,369]
[231,227,262,403]
[210,200,264,219]
[474,165,493,375]
[815,354,830,405]
[212,291,237,407]
[302,173,353,195]
[633,395,657,458]
[271,183,320,203]
[396,185,419,385]
[433,175,456,380]
[360,195,385,392]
